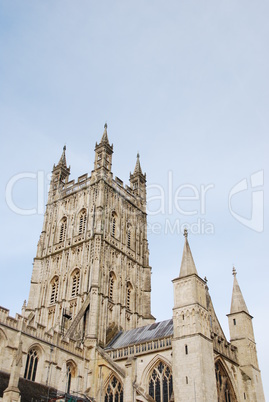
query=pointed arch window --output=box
[78,209,87,235]
[24,348,39,381]
[59,217,67,242]
[126,282,132,311]
[148,361,173,402]
[111,212,117,237]
[127,224,131,248]
[215,361,236,402]
[50,276,59,304]
[66,361,76,394]
[71,269,80,297]
[104,375,123,402]
[109,272,115,302]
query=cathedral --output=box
[0,125,265,402]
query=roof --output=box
[106,319,173,349]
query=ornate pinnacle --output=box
[183,228,188,238]
[232,266,237,276]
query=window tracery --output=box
[104,375,123,402]
[109,272,115,302]
[78,209,87,235]
[24,348,39,381]
[50,276,59,304]
[71,269,80,297]
[215,361,237,402]
[59,217,67,242]
[148,361,173,402]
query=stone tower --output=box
[172,229,217,402]
[26,124,154,346]
[227,268,265,402]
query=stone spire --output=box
[133,153,143,175]
[179,229,198,277]
[230,267,249,314]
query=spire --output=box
[57,145,67,167]
[230,267,249,314]
[101,123,109,144]
[179,229,198,277]
[133,152,143,174]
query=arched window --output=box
[59,217,67,242]
[104,375,123,402]
[109,272,115,302]
[71,269,80,297]
[50,276,59,304]
[66,361,76,394]
[215,361,237,402]
[24,348,39,381]
[127,224,131,248]
[126,282,132,311]
[111,211,117,238]
[78,210,87,235]
[148,361,173,402]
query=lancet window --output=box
[71,269,80,297]
[111,213,116,237]
[66,361,76,394]
[127,224,131,248]
[78,209,87,235]
[148,361,173,402]
[104,375,123,402]
[126,282,132,310]
[24,348,39,381]
[50,276,59,304]
[59,217,67,242]
[109,272,115,302]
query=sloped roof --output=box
[106,319,173,349]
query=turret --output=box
[48,145,70,201]
[172,230,217,402]
[227,268,265,401]
[129,153,146,200]
[92,123,113,179]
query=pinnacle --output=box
[57,145,67,167]
[230,268,249,314]
[100,123,109,144]
[133,152,143,175]
[179,230,198,277]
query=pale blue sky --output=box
[0,1,268,398]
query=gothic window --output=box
[71,269,80,297]
[215,361,237,402]
[126,282,132,311]
[127,224,131,248]
[24,348,39,381]
[78,209,87,235]
[59,217,67,242]
[104,375,123,402]
[66,361,76,394]
[50,276,59,304]
[109,272,115,302]
[148,361,173,402]
[111,211,117,237]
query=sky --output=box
[0,0,268,398]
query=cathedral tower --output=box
[26,124,154,347]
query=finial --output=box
[137,152,140,159]
[204,276,208,284]
[183,228,188,238]
[63,145,66,151]
[104,122,107,129]
[232,266,237,276]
